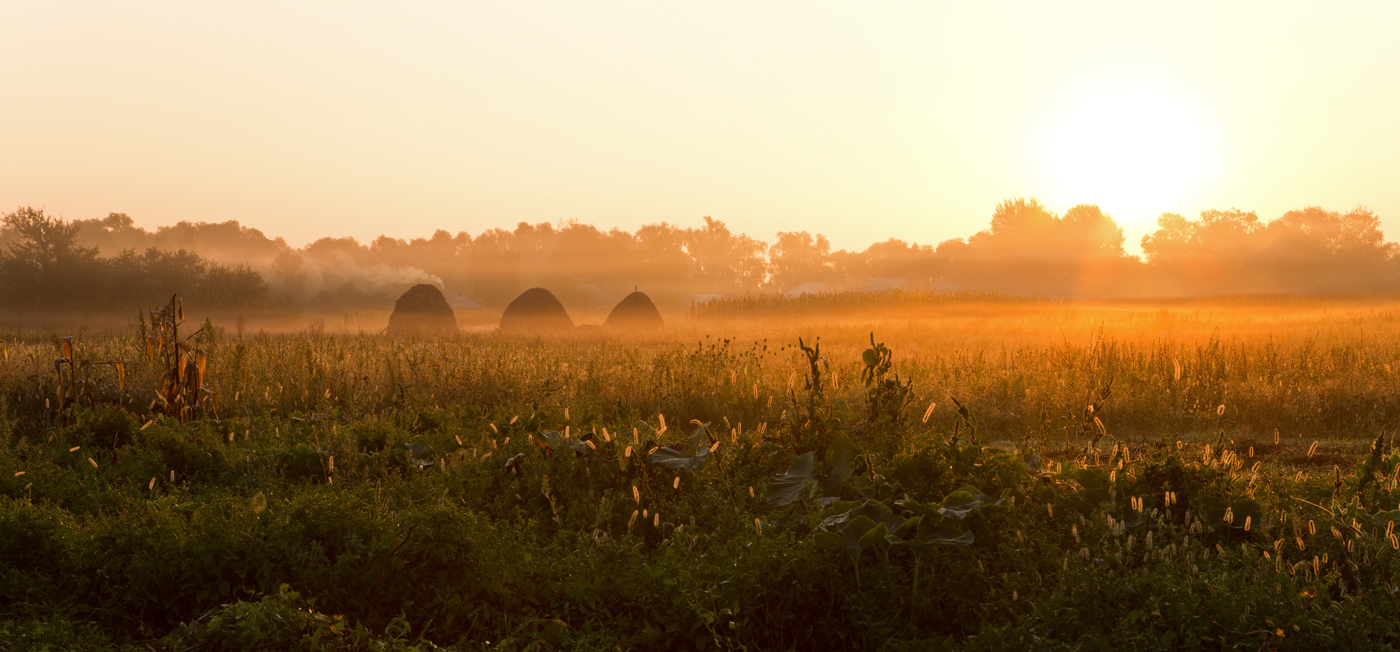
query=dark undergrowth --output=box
[3,331,1400,650]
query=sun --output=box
[1037,80,1220,229]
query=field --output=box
[6,295,1400,649]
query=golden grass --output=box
[5,296,1400,446]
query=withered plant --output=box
[52,336,126,419]
[141,293,212,421]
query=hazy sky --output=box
[4,2,1398,253]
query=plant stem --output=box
[910,553,920,620]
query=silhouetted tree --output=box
[685,217,767,293]
[768,231,834,290]
[958,198,1129,295]
[465,228,525,306]
[1143,206,1396,295]
[0,207,268,312]
[269,250,308,299]
[862,239,945,282]
[0,207,103,308]
[634,222,691,300]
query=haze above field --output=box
[4,2,1400,254]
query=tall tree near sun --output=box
[957,198,1130,296]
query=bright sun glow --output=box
[1039,80,1220,229]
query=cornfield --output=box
[4,295,1400,649]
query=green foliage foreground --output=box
[4,334,1400,650]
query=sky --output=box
[3,1,1399,254]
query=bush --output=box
[0,500,70,603]
[150,427,230,484]
[71,404,140,450]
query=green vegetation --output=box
[5,299,1400,649]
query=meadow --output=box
[6,294,1400,649]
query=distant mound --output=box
[500,287,574,332]
[387,284,458,336]
[605,291,664,330]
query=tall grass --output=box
[5,297,1400,648]
[5,298,1400,442]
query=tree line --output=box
[0,207,266,312]
[2,199,1397,314]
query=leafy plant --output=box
[860,332,913,431]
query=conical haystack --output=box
[605,291,664,330]
[387,284,458,336]
[499,287,574,331]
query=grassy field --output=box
[5,295,1400,649]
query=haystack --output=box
[605,291,664,330]
[387,284,458,336]
[499,287,574,331]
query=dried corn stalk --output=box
[145,293,214,421]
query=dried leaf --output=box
[195,350,208,388]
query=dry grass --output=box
[3,296,1400,447]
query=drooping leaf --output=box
[682,422,711,455]
[819,500,864,521]
[858,522,890,555]
[814,531,845,552]
[836,515,880,563]
[647,446,709,470]
[916,516,974,545]
[937,490,984,520]
[940,486,999,518]
[893,515,921,538]
[897,498,941,518]
[767,451,816,506]
[788,450,816,476]
[821,499,905,534]
[647,421,715,469]
[887,535,931,551]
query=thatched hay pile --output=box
[605,291,664,330]
[499,287,574,332]
[387,284,458,336]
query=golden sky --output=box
[3,2,1397,252]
